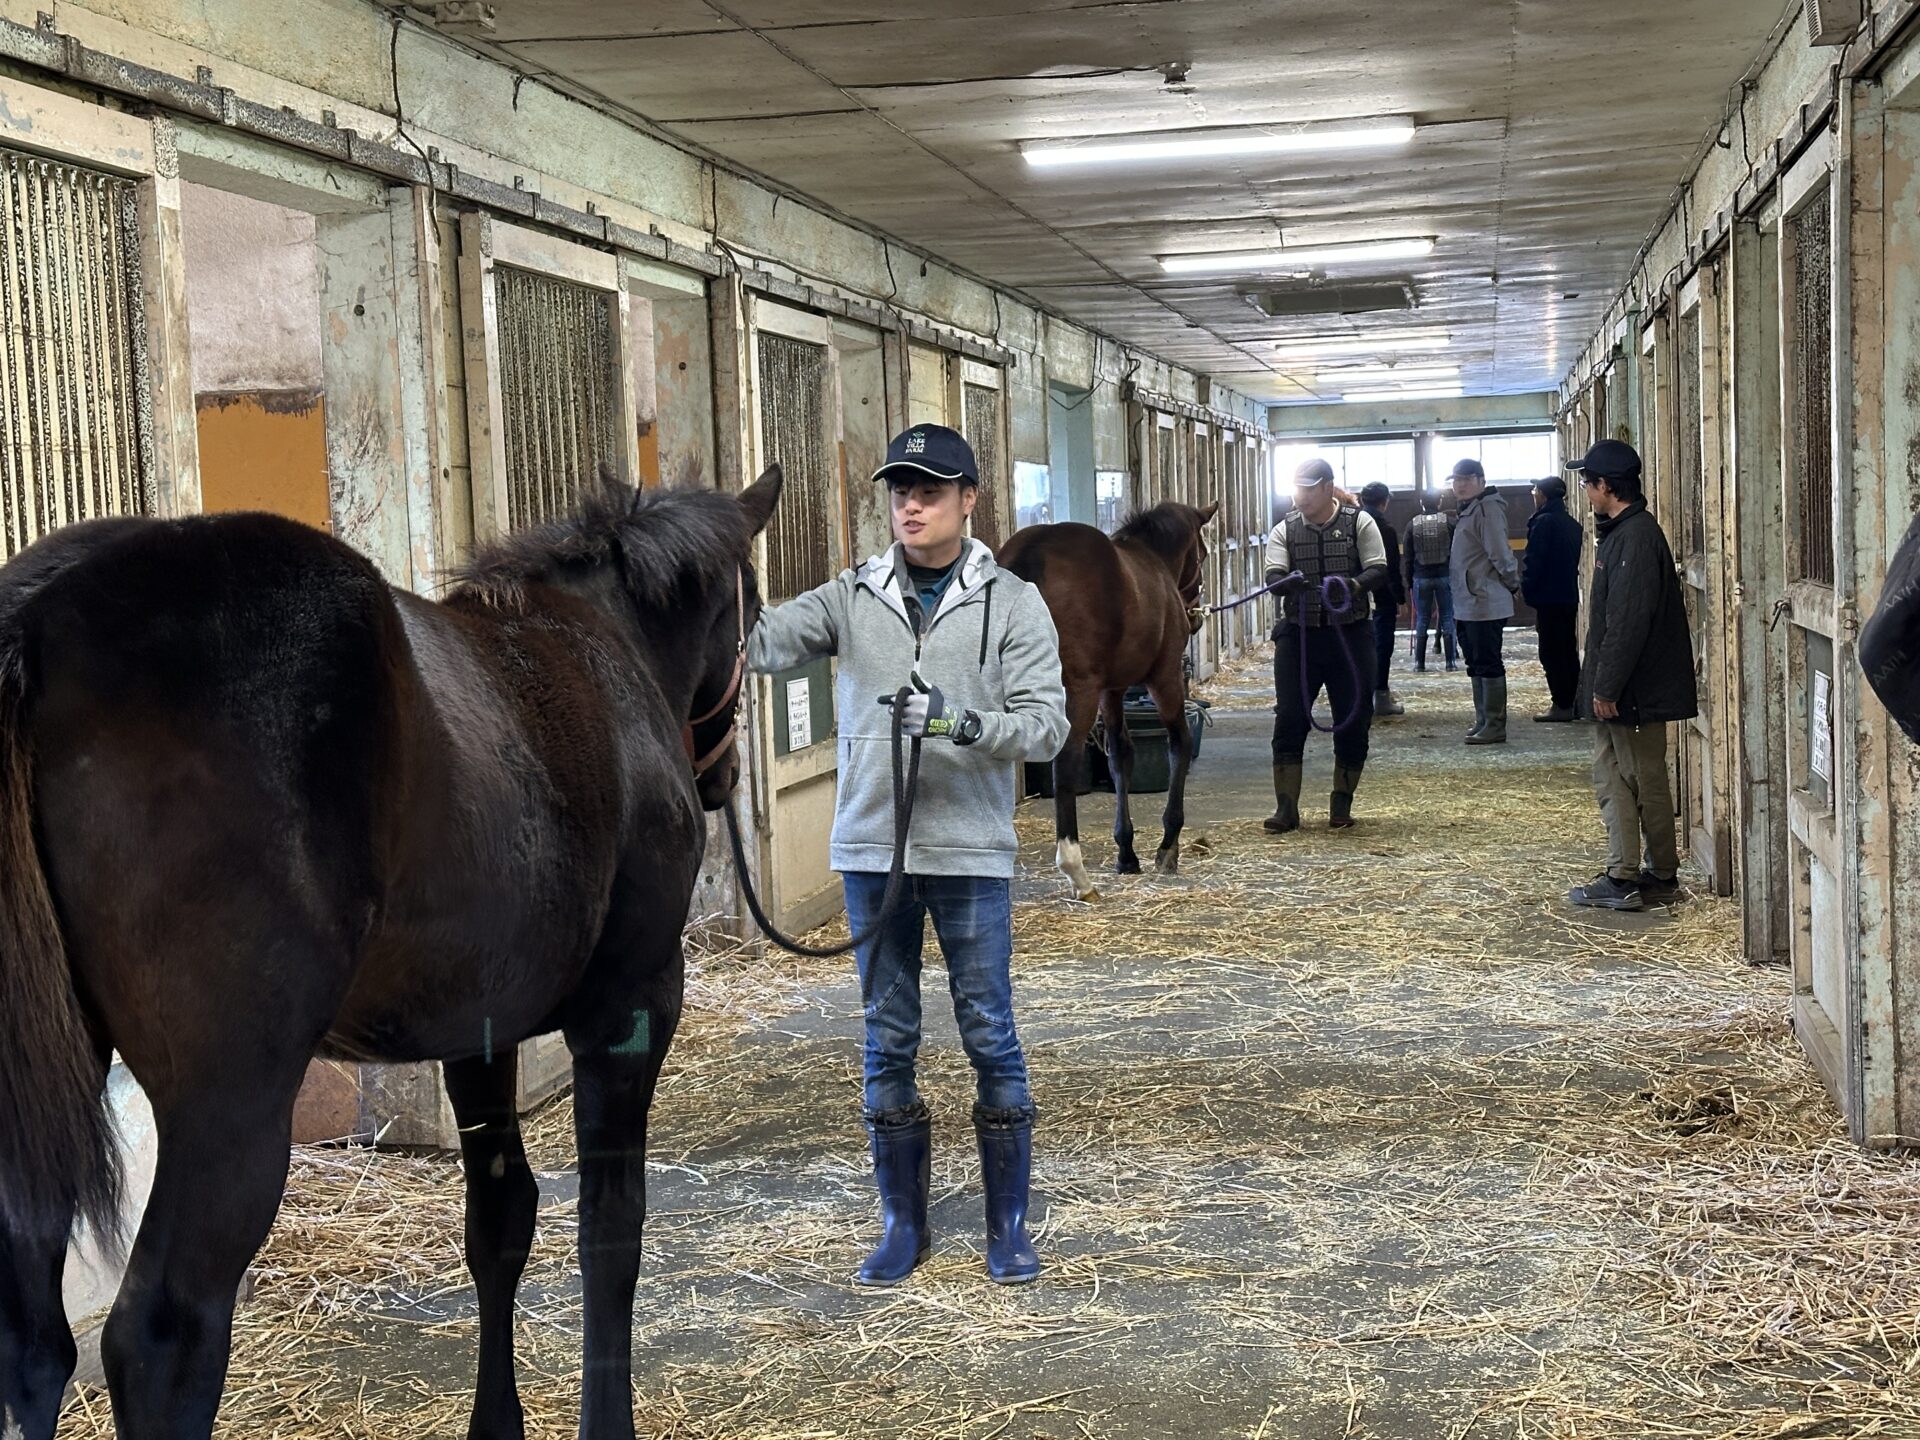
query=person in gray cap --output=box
[1564,439,1696,911]
[1448,458,1521,744]
[1263,456,1389,832]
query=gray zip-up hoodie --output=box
[747,539,1068,878]
[1450,487,1521,622]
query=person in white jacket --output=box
[1447,458,1522,744]
[747,423,1067,1288]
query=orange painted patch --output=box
[195,388,331,531]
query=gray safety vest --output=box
[1406,512,1453,568]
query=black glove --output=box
[1265,569,1308,597]
[876,683,968,741]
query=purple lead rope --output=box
[1297,575,1373,734]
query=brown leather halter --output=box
[682,568,747,777]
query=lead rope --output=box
[721,686,923,958]
[1299,575,1373,734]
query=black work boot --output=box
[1533,705,1576,723]
[1263,761,1302,833]
[1414,633,1428,671]
[858,1104,931,1286]
[975,1108,1040,1284]
[1467,677,1508,745]
[1444,634,1459,671]
[1329,765,1363,829]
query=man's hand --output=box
[1267,570,1308,597]
[1593,696,1619,720]
[877,684,965,740]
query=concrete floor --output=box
[63,642,1875,1440]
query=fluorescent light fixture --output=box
[1341,385,1465,402]
[1024,118,1414,169]
[1273,333,1451,359]
[1160,237,1434,276]
[1314,364,1461,384]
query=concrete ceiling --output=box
[449,0,1795,405]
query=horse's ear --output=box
[1198,502,1220,528]
[739,465,783,538]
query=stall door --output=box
[958,360,1008,552]
[1778,175,1854,1120]
[1674,283,1732,892]
[750,300,848,933]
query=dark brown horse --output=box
[997,502,1217,898]
[0,468,784,1440]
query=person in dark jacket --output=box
[1523,477,1584,722]
[1565,440,1698,911]
[1862,511,1920,744]
[1403,493,1457,671]
[1359,482,1406,716]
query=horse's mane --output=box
[452,481,747,611]
[1113,502,1204,558]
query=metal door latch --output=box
[1768,598,1793,632]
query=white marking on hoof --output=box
[1057,839,1098,901]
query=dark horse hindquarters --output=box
[0,473,782,1440]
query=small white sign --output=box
[1811,670,1833,784]
[786,676,812,752]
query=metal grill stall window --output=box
[757,331,833,601]
[1677,310,1705,558]
[495,265,620,531]
[961,381,1003,550]
[0,143,151,559]
[1789,191,1835,586]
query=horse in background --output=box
[0,468,782,1440]
[997,502,1217,898]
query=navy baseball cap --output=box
[872,424,979,486]
[1565,438,1642,480]
[1294,457,1335,485]
[1450,458,1485,480]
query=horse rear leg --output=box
[1144,675,1195,875]
[1099,689,1139,874]
[1052,686,1101,900]
[445,1053,538,1440]
[1,1211,79,1440]
[101,1080,301,1439]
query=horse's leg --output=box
[445,1052,538,1440]
[1053,683,1101,900]
[0,1206,80,1440]
[1100,689,1139,874]
[101,1080,300,1440]
[1146,671,1196,875]
[566,934,685,1440]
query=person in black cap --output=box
[1358,482,1407,717]
[747,422,1069,1283]
[1564,439,1697,911]
[1448,457,1521,744]
[1262,456,1390,832]
[1523,476,1584,722]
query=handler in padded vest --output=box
[1263,456,1391,833]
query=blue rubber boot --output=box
[975,1109,1040,1284]
[857,1105,931,1286]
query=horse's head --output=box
[1175,503,1220,633]
[683,465,783,811]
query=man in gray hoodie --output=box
[1448,458,1522,744]
[747,423,1068,1289]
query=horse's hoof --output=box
[1075,886,1101,902]
[1154,850,1180,876]
[1115,854,1142,875]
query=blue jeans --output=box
[843,872,1033,1118]
[1412,575,1455,653]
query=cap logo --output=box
[905,433,927,455]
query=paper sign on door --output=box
[1811,670,1832,784]
[786,676,812,752]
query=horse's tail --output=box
[0,644,120,1245]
